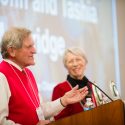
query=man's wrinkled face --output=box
[9,35,36,69]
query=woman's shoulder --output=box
[55,81,69,88]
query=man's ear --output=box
[7,47,16,57]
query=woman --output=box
[52,47,97,120]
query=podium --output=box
[49,99,125,125]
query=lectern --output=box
[49,99,125,125]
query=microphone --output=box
[90,82,113,102]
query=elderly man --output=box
[0,27,88,125]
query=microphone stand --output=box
[91,82,113,102]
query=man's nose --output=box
[32,47,36,54]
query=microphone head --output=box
[109,81,120,100]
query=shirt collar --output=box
[3,59,23,71]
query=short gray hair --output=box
[0,27,31,59]
[63,47,88,67]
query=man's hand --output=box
[60,85,88,107]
